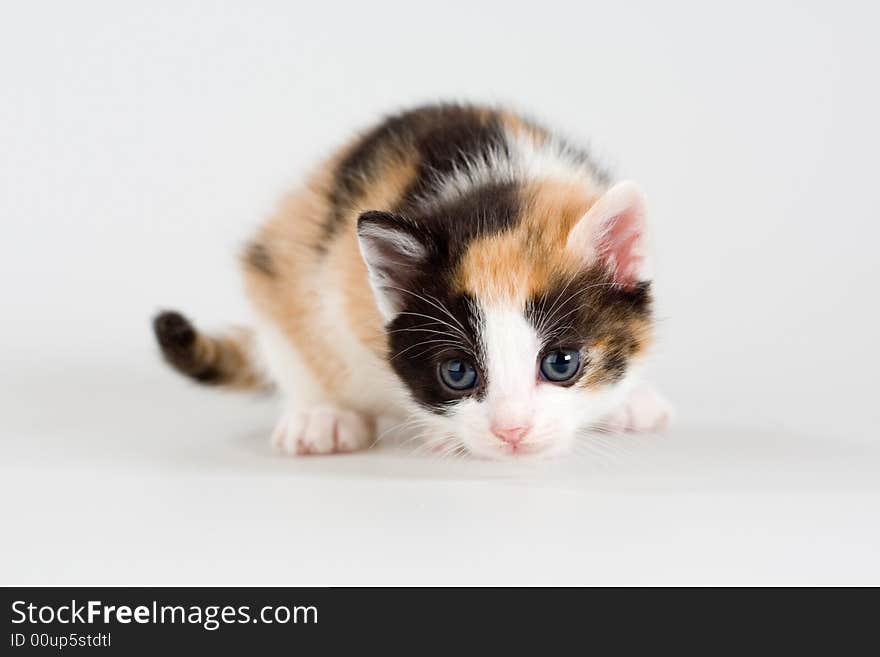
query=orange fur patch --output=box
[499,110,547,145]
[241,141,418,394]
[455,179,599,305]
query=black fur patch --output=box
[407,181,520,256]
[152,311,223,385]
[154,310,197,352]
[243,240,276,278]
[526,268,652,387]
[388,291,486,412]
[395,106,509,211]
[323,104,509,245]
[361,182,520,413]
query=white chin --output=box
[462,439,567,461]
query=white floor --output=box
[3,355,879,586]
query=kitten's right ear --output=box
[356,211,431,321]
[565,181,651,288]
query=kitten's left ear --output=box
[566,181,651,287]
[357,211,432,321]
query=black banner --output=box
[1,587,872,653]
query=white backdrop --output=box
[2,1,879,584]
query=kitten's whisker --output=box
[536,279,626,344]
[390,338,463,361]
[410,432,454,458]
[387,286,470,335]
[535,270,579,335]
[436,439,466,461]
[376,416,428,444]
[388,329,473,355]
[408,344,465,360]
[388,326,463,337]
[395,311,474,348]
[539,281,592,332]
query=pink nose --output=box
[491,425,530,445]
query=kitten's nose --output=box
[491,424,531,445]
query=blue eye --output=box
[439,359,478,391]
[540,349,581,383]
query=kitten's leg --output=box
[601,383,673,433]
[256,319,375,456]
[272,405,374,455]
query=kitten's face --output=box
[358,181,653,459]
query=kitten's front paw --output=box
[272,405,374,456]
[600,385,673,434]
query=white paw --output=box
[272,405,374,456]
[600,385,673,434]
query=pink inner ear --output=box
[595,210,645,287]
[566,181,650,287]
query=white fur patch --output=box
[418,129,606,209]
[480,305,539,424]
[253,314,322,408]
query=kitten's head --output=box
[357,180,654,459]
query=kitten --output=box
[153,103,671,460]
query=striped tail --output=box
[152,311,267,390]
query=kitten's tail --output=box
[152,310,268,391]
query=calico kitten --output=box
[153,103,671,459]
